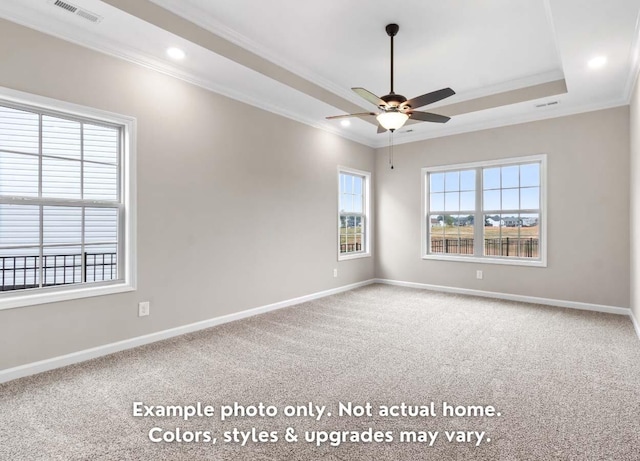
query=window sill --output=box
[0,281,136,311]
[422,254,546,267]
[338,252,371,262]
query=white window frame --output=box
[0,86,136,310]
[338,166,371,261]
[421,154,547,267]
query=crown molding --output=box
[379,98,628,149]
[0,6,376,148]
[148,0,567,114]
[148,0,370,111]
[0,2,633,150]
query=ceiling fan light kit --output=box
[377,111,409,130]
[326,23,455,134]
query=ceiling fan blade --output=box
[405,88,455,109]
[377,124,387,134]
[326,112,376,120]
[352,87,386,108]
[409,111,451,123]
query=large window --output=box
[0,88,135,309]
[423,155,546,266]
[338,167,371,260]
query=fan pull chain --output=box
[388,131,395,169]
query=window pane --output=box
[483,167,500,189]
[353,195,363,213]
[84,124,118,165]
[519,213,539,258]
[520,163,540,187]
[85,243,118,282]
[0,151,39,197]
[0,106,39,154]
[520,187,540,209]
[340,194,353,213]
[43,206,82,245]
[430,173,444,193]
[445,171,459,191]
[0,247,39,291]
[42,116,81,160]
[444,192,459,212]
[343,174,353,194]
[460,191,475,211]
[354,215,362,232]
[460,170,475,191]
[42,157,81,199]
[501,165,519,188]
[0,204,39,247]
[42,246,82,287]
[84,162,118,201]
[483,190,500,211]
[483,214,501,256]
[438,215,474,255]
[430,192,445,212]
[501,188,519,210]
[341,216,361,253]
[429,214,444,254]
[85,207,118,244]
[353,176,362,195]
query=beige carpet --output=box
[1,284,639,460]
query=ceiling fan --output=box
[327,23,455,133]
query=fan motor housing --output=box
[381,93,407,108]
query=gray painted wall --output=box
[630,76,640,321]
[375,107,630,308]
[0,20,375,370]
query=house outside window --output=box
[338,167,371,260]
[422,154,546,267]
[0,88,136,310]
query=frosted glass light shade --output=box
[376,111,409,131]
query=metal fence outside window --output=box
[431,238,539,258]
[0,252,117,291]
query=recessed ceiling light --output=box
[588,56,607,69]
[166,47,186,60]
[340,119,351,127]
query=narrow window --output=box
[338,167,371,260]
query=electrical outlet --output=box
[476,270,483,280]
[138,301,150,317]
[333,268,338,278]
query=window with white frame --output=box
[338,167,370,260]
[0,90,135,308]
[423,155,546,266]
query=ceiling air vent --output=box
[53,0,77,13]
[535,100,560,108]
[50,0,103,23]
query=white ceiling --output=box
[1,0,639,147]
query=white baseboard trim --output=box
[631,310,640,341]
[0,279,376,384]
[375,278,631,316]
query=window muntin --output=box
[338,168,370,260]
[0,102,123,293]
[423,155,545,266]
